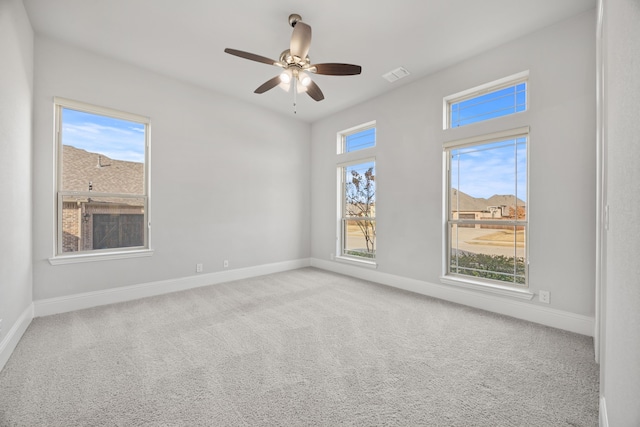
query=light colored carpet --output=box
[0,268,598,426]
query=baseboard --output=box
[599,396,609,427]
[0,304,34,373]
[311,258,595,336]
[34,258,311,317]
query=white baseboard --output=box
[311,258,595,336]
[600,397,609,427]
[0,304,34,373]
[34,258,311,317]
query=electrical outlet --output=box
[196,263,203,273]
[223,260,229,268]
[539,290,550,304]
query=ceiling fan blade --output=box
[224,48,280,66]
[254,75,282,94]
[305,80,324,102]
[290,21,311,58]
[310,63,362,76]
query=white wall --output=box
[311,10,596,318]
[32,37,311,301]
[0,0,33,364]
[601,0,640,424]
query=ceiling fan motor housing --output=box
[280,50,310,68]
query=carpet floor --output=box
[0,268,599,426]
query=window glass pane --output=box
[515,137,527,220]
[61,108,145,194]
[344,161,375,218]
[449,81,527,128]
[61,195,145,253]
[448,134,527,286]
[516,92,526,111]
[450,139,525,219]
[449,224,526,285]
[344,127,375,152]
[341,158,375,260]
[343,219,376,258]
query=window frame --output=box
[337,120,376,154]
[443,126,531,296]
[336,122,377,267]
[50,97,152,264]
[443,71,529,130]
[338,158,377,263]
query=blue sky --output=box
[345,128,375,152]
[450,138,527,201]
[451,83,526,128]
[62,109,145,163]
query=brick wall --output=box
[61,201,144,252]
[62,201,80,252]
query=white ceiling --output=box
[23,0,595,123]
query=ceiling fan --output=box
[224,13,362,103]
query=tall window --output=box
[337,123,376,261]
[340,160,376,259]
[444,72,528,129]
[445,128,528,286]
[55,98,150,256]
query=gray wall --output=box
[602,0,640,424]
[0,0,33,344]
[32,38,311,300]
[310,10,596,317]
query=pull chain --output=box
[293,78,297,114]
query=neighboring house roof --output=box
[451,189,525,212]
[62,145,143,195]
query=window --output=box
[339,160,376,260]
[445,127,528,286]
[54,98,150,257]
[337,123,376,262]
[444,72,528,129]
[338,123,375,153]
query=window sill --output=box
[49,249,154,265]
[335,255,377,269]
[440,275,534,300]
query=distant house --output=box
[450,189,526,229]
[61,145,145,252]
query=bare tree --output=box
[345,166,375,255]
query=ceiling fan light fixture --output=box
[299,72,312,87]
[280,70,292,84]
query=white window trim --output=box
[337,120,376,154]
[442,126,530,290]
[334,255,378,269]
[443,70,529,130]
[337,157,377,264]
[50,97,152,264]
[49,249,154,265]
[440,275,534,300]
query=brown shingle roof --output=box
[62,145,143,194]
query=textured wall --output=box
[310,10,596,317]
[32,38,311,300]
[602,0,640,424]
[0,0,34,346]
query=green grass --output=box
[451,252,526,285]
[344,250,375,259]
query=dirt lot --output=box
[345,224,524,257]
[452,227,525,257]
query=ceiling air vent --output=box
[382,67,410,83]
